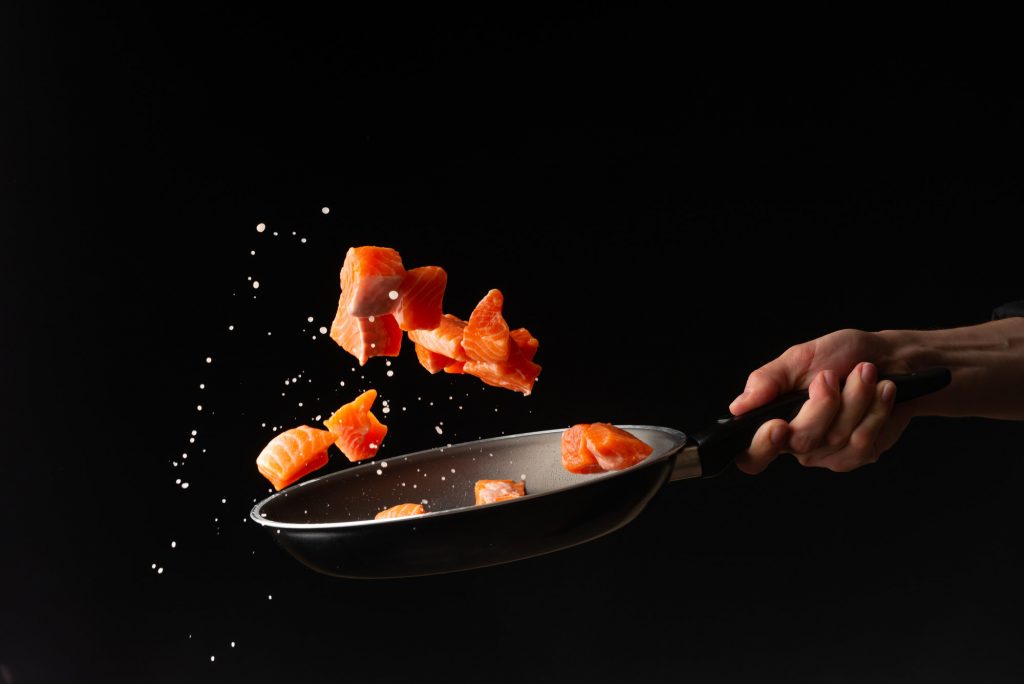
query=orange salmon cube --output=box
[395,266,447,331]
[408,314,468,361]
[560,424,602,474]
[375,503,426,520]
[256,425,336,491]
[323,389,388,462]
[584,424,653,471]
[340,246,406,317]
[463,289,511,363]
[474,479,526,505]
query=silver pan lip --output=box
[249,424,688,530]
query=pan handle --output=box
[692,368,951,477]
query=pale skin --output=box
[730,316,1024,475]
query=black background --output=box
[4,7,1024,683]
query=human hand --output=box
[729,329,915,474]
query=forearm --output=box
[879,317,1024,420]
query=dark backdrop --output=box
[4,7,1023,684]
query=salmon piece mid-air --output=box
[463,289,511,363]
[414,342,457,374]
[323,389,388,462]
[374,503,426,520]
[340,246,406,317]
[509,327,539,362]
[256,425,337,491]
[443,360,465,374]
[474,479,527,505]
[330,295,403,366]
[463,335,541,395]
[408,314,468,361]
[395,266,447,331]
[584,423,653,471]
[560,424,602,474]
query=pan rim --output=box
[249,424,688,530]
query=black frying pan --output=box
[251,368,950,578]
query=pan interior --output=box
[253,426,686,527]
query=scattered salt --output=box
[307,316,314,323]
[256,222,266,232]
[319,326,327,335]
[386,370,394,377]
[181,482,189,489]
[322,207,330,214]
[376,469,382,475]
[435,426,443,435]
[157,567,164,574]
[171,541,176,548]
[388,290,399,300]
[368,316,375,323]
[206,357,212,364]
[381,462,388,468]
[211,656,215,662]
[197,405,203,411]
[252,281,260,289]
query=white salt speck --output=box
[206,357,212,364]
[386,370,394,377]
[222,498,226,504]
[339,381,345,387]
[228,324,235,330]
[284,379,290,385]
[181,482,190,489]
[273,231,278,236]
[370,343,376,348]
[441,476,446,481]
[435,426,443,435]
[298,402,303,407]
[376,469,382,475]
[381,462,388,468]
[292,231,296,235]
[388,290,399,300]
[157,567,164,574]
[385,360,392,366]
[252,281,260,289]
[292,377,297,383]
[300,237,307,244]
[191,430,197,436]
[521,474,527,480]
[189,437,195,443]
[176,479,181,484]
[307,316,314,323]
[197,405,203,411]
[402,407,407,411]
[322,206,330,214]
[369,442,377,450]
[256,222,266,232]
[451,468,456,473]
[171,541,176,548]
[151,563,156,569]
[413,484,417,489]
[268,595,272,600]
[319,326,328,335]
[231,642,236,648]
[182,454,187,460]
[250,250,255,256]
[267,331,272,336]
[315,414,321,421]
[368,316,375,323]
[382,407,390,414]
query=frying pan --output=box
[252,368,950,578]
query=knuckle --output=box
[848,429,874,451]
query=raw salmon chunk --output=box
[256,426,336,491]
[330,295,403,366]
[323,389,388,462]
[474,479,526,505]
[463,335,541,395]
[584,423,653,471]
[509,328,539,362]
[340,246,406,317]
[395,266,447,331]
[408,314,468,361]
[443,360,465,374]
[374,503,426,520]
[463,289,511,363]
[414,342,457,374]
[560,424,602,474]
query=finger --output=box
[824,362,878,448]
[787,370,842,455]
[817,380,897,472]
[730,343,815,415]
[735,419,790,475]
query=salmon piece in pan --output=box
[374,503,426,520]
[323,389,388,462]
[408,314,468,361]
[395,266,447,331]
[256,426,337,491]
[560,423,602,474]
[463,289,511,363]
[584,423,653,471]
[474,479,526,505]
[340,246,406,317]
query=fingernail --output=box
[823,370,838,391]
[881,381,895,403]
[770,424,786,445]
[860,362,876,384]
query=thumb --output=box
[729,351,806,415]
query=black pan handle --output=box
[693,367,952,477]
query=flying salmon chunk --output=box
[463,335,541,395]
[340,246,406,317]
[256,425,337,491]
[374,503,426,520]
[414,343,457,374]
[330,294,403,366]
[474,479,526,505]
[323,389,388,462]
[463,289,511,363]
[408,314,468,361]
[583,423,653,471]
[395,266,447,331]
[509,327,539,362]
[443,360,465,374]
[560,424,602,474]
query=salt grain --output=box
[388,290,399,300]
[386,370,394,377]
[206,357,212,363]
[181,482,189,489]
[197,405,203,411]
[252,281,260,289]
[256,222,266,232]
[157,567,164,574]
[322,207,330,214]
[307,316,314,323]
[171,541,176,548]
[319,326,327,334]
[435,426,443,435]
[376,469,383,475]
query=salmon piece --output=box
[330,295,403,366]
[395,266,447,331]
[408,314,468,361]
[584,424,653,471]
[443,360,465,374]
[414,342,456,374]
[256,426,336,491]
[509,327,539,362]
[561,424,602,474]
[339,246,406,317]
[374,503,426,520]
[323,389,388,462]
[474,479,526,505]
[463,336,541,395]
[463,289,510,363]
